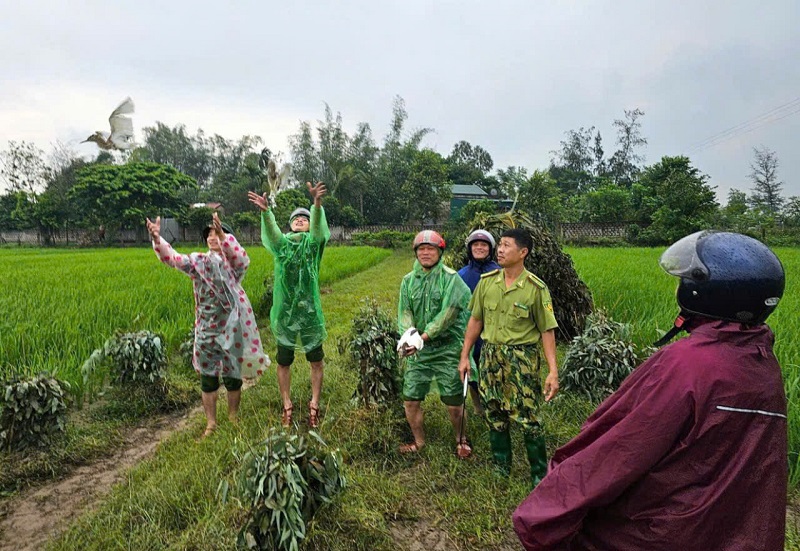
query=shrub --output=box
[350,230,415,249]
[235,429,346,551]
[0,372,70,451]
[179,330,195,370]
[560,310,652,402]
[340,299,402,408]
[82,331,168,402]
[443,209,594,341]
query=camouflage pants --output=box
[479,342,543,435]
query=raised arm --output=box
[221,233,250,282]
[307,181,330,244]
[248,191,285,254]
[146,216,193,275]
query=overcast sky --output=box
[1,0,798,201]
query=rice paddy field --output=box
[0,244,798,548]
[0,245,391,395]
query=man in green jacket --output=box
[248,182,330,428]
[398,230,474,458]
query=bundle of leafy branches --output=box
[0,370,71,451]
[179,330,195,370]
[81,330,168,403]
[560,309,654,402]
[339,298,402,408]
[443,209,593,341]
[234,429,346,551]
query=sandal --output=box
[281,405,293,428]
[456,439,472,459]
[399,441,424,454]
[309,402,320,429]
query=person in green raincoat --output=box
[248,182,330,428]
[397,230,475,459]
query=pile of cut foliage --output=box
[444,210,593,341]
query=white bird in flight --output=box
[259,149,292,203]
[82,97,136,150]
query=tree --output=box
[548,127,599,194]
[289,121,321,186]
[272,188,310,229]
[400,149,452,223]
[630,156,718,244]
[134,123,213,187]
[515,170,564,228]
[581,185,632,223]
[69,163,197,235]
[458,199,498,224]
[608,109,647,187]
[496,166,529,201]
[782,196,800,227]
[748,146,783,215]
[0,141,50,195]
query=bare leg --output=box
[277,364,292,410]
[310,360,324,408]
[447,404,466,443]
[201,391,218,436]
[402,400,425,449]
[227,389,241,423]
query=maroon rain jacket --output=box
[513,320,788,551]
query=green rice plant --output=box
[234,429,346,551]
[0,371,70,451]
[0,245,390,400]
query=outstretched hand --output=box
[146,216,161,241]
[306,181,326,206]
[212,211,223,235]
[248,191,269,212]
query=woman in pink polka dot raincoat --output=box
[146,212,270,437]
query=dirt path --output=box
[0,405,201,551]
[390,517,520,551]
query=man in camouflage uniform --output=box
[459,228,559,484]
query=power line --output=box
[687,96,800,154]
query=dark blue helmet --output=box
[660,230,785,325]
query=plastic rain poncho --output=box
[260,206,330,352]
[153,234,270,379]
[398,260,474,374]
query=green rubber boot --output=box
[488,430,512,476]
[524,433,548,487]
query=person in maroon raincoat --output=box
[513,230,787,551]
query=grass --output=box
[0,244,391,396]
[0,245,795,549]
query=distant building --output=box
[448,184,511,219]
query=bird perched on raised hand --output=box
[82,97,136,150]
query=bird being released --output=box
[82,97,136,150]
[259,150,292,205]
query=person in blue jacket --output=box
[457,229,501,414]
